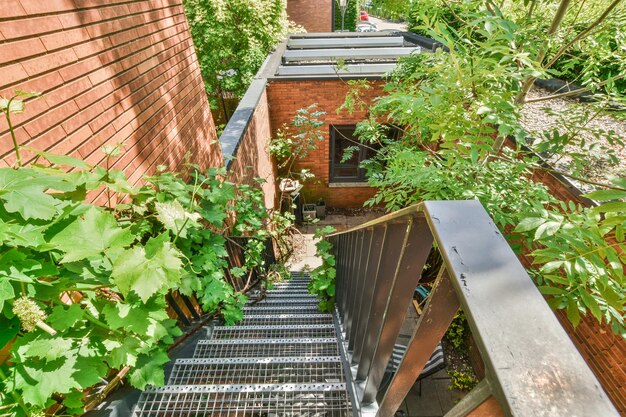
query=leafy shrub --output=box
[340,4,625,335]
[308,226,337,312]
[0,94,289,416]
[183,0,290,103]
[447,370,478,391]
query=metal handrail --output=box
[328,200,619,417]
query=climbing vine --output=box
[0,93,285,416]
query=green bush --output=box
[0,94,291,416]
[183,0,290,104]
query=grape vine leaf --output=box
[50,206,135,262]
[20,337,74,362]
[103,337,141,368]
[128,351,170,389]
[13,348,105,406]
[0,168,64,220]
[0,279,15,311]
[111,234,183,302]
[48,304,84,332]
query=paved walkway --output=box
[367,15,408,32]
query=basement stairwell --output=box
[129,201,619,417]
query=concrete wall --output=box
[0,0,221,190]
[267,79,385,208]
[286,0,333,32]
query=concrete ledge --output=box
[328,182,372,188]
[219,78,268,169]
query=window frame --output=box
[329,124,370,183]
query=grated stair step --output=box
[247,298,319,305]
[242,305,322,314]
[133,384,351,417]
[193,338,340,358]
[209,324,336,339]
[132,271,353,417]
[168,357,345,385]
[239,314,334,326]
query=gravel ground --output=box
[520,87,626,191]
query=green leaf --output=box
[599,284,623,311]
[14,348,105,406]
[111,234,183,302]
[593,202,626,213]
[128,351,170,389]
[579,291,602,322]
[48,304,84,332]
[566,298,581,328]
[538,285,567,295]
[50,206,135,262]
[103,337,141,368]
[0,315,19,351]
[0,278,15,311]
[27,148,92,170]
[534,221,561,239]
[0,168,63,220]
[514,217,546,233]
[582,189,626,201]
[21,337,74,362]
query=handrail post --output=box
[376,267,460,417]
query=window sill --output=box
[328,182,372,188]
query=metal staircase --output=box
[132,272,354,417]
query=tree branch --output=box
[545,0,624,69]
[515,0,572,104]
[523,73,626,103]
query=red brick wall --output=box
[0,0,222,189]
[287,0,333,32]
[227,90,277,210]
[267,79,384,208]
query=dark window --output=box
[329,125,378,183]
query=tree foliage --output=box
[183,0,293,102]
[334,0,361,31]
[339,1,625,335]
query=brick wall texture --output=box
[227,90,277,210]
[286,0,333,32]
[526,170,626,416]
[0,0,222,192]
[267,79,384,208]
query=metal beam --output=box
[282,47,420,63]
[288,36,405,49]
[276,63,397,76]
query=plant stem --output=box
[0,367,30,416]
[523,74,626,104]
[544,0,623,69]
[4,102,22,167]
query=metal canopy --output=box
[282,47,420,63]
[267,32,422,79]
[276,63,397,76]
[287,36,405,49]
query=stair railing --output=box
[327,200,619,417]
